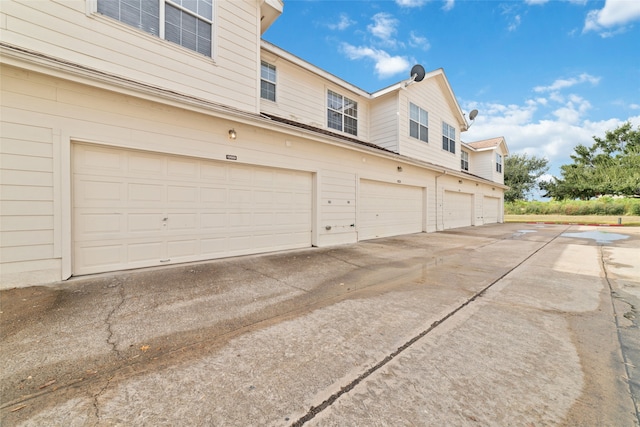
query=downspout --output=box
[435,170,447,231]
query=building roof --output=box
[463,136,509,154]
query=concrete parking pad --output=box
[1,224,638,426]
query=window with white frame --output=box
[261,61,276,102]
[97,0,213,57]
[442,122,456,153]
[461,150,469,171]
[327,90,358,136]
[496,153,503,173]
[409,103,428,142]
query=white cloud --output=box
[328,13,355,31]
[368,13,398,41]
[525,0,549,5]
[341,43,410,79]
[552,107,581,123]
[409,31,431,51]
[508,14,521,32]
[534,73,600,93]
[395,0,428,7]
[463,93,640,178]
[442,0,455,12]
[631,104,640,110]
[583,0,640,35]
[549,92,565,103]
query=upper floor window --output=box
[496,153,503,173]
[442,122,456,154]
[327,90,358,136]
[409,103,428,142]
[461,150,469,171]
[97,0,213,57]
[261,61,276,102]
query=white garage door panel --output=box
[443,191,473,229]
[359,179,423,240]
[73,144,312,275]
[483,196,501,224]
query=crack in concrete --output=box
[600,246,640,424]
[290,226,571,426]
[91,376,113,425]
[90,278,127,424]
[105,278,126,358]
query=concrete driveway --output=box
[1,223,639,426]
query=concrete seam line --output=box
[599,246,640,424]
[290,225,572,426]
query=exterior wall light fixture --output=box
[228,129,237,140]
[397,166,403,172]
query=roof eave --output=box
[260,0,284,35]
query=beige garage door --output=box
[73,144,312,275]
[359,179,423,240]
[443,191,473,229]
[483,196,501,224]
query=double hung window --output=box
[97,0,213,56]
[496,153,503,173]
[409,103,428,142]
[261,61,276,102]
[442,122,456,154]
[461,150,469,171]
[327,90,358,136]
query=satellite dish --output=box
[410,64,426,82]
[469,109,478,121]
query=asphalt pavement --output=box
[1,223,639,426]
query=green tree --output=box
[504,154,549,202]
[541,122,640,199]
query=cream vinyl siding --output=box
[483,196,501,224]
[370,93,399,152]
[73,144,312,275]
[397,78,462,171]
[260,56,323,125]
[359,179,423,240]
[443,191,473,229]
[470,150,494,182]
[0,0,260,113]
[259,54,370,141]
[0,122,57,282]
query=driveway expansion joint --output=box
[290,225,570,426]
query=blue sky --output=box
[263,0,640,187]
